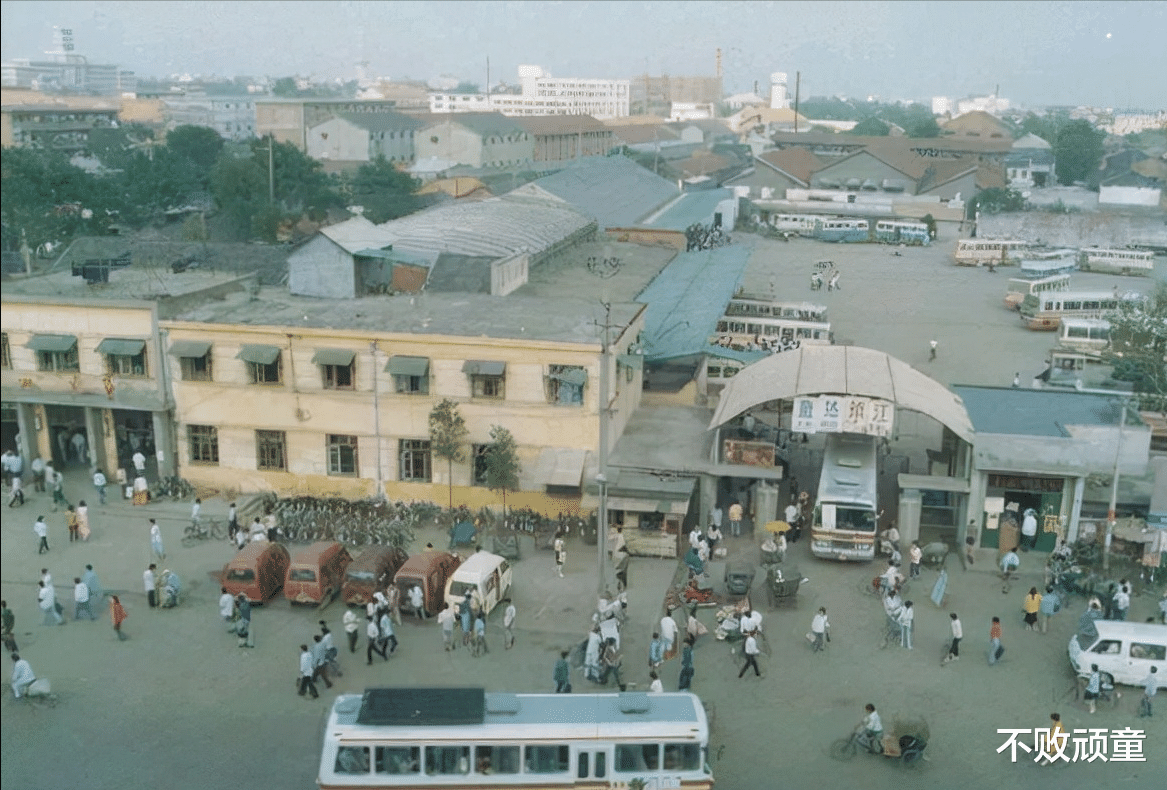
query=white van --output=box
[1068,620,1167,686]
[443,550,513,615]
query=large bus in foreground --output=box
[811,433,879,561]
[318,687,714,789]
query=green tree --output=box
[968,187,1027,218]
[1105,282,1167,411]
[0,148,114,249]
[1019,111,1066,145]
[166,124,226,172]
[428,399,468,510]
[907,116,942,138]
[339,156,422,223]
[848,117,890,136]
[483,425,521,527]
[272,77,299,97]
[1054,119,1106,186]
[209,152,270,238]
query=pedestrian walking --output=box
[342,609,360,653]
[710,505,723,533]
[649,632,664,670]
[109,595,128,641]
[311,635,334,689]
[584,626,603,682]
[34,515,49,554]
[908,541,922,579]
[554,650,571,693]
[810,607,830,653]
[553,531,566,578]
[226,502,238,539]
[7,472,25,507]
[1023,587,1042,631]
[660,610,679,660]
[929,339,938,361]
[944,613,962,663]
[297,645,319,699]
[219,587,237,632]
[1084,664,1103,714]
[386,584,402,626]
[728,501,743,537]
[472,611,488,656]
[502,599,516,649]
[437,602,456,651]
[1112,580,1131,621]
[366,615,386,665]
[599,638,626,691]
[319,624,342,677]
[898,601,914,649]
[379,608,398,656]
[76,500,91,541]
[236,595,254,648]
[1,600,16,653]
[11,652,36,699]
[1138,666,1158,718]
[38,580,64,625]
[149,519,165,560]
[50,468,68,510]
[988,616,1003,665]
[678,636,695,691]
[828,269,841,291]
[66,505,79,542]
[458,591,473,647]
[408,584,426,621]
[144,564,157,608]
[31,457,46,493]
[93,468,107,505]
[132,450,146,478]
[82,564,104,602]
[1039,585,1061,634]
[738,632,762,678]
[73,577,95,620]
[190,498,201,531]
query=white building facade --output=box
[429,65,630,118]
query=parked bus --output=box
[873,219,931,246]
[317,688,714,789]
[811,433,879,562]
[713,296,832,352]
[1003,273,1072,310]
[1078,247,1155,276]
[953,238,1033,266]
[1056,318,1110,357]
[1019,289,1143,331]
[771,213,823,235]
[815,218,870,243]
[1018,249,1078,277]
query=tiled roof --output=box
[418,112,526,138]
[941,110,1015,139]
[330,110,424,132]
[757,148,823,184]
[517,156,678,229]
[606,123,681,146]
[509,114,609,135]
[318,216,397,255]
[771,132,1012,154]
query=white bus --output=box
[1018,249,1078,277]
[1078,247,1155,276]
[1019,289,1143,331]
[815,218,870,243]
[1003,273,1072,310]
[1057,318,1110,357]
[771,213,823,234]
[953,238,1032,266]
[714,296,832,352]
[811,433,879,562]
[873,219,930,246]
[317,688,714,790]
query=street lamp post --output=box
[1102,399,1132,571]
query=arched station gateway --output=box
[707,344,975,557]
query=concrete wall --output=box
[255,101,305,149]
[491,253,529,296]
[977,211,1167,249]
[1099,186,1161,207]
[306,116,369,162]
[972,430,1150,478]
[288,236,355,298]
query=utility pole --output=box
[793,71,801,133]
[1102,399,1131,571]
[595,301,616,596]
[262,134,275,204]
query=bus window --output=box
[577,753,589,779]
[335,746,370,774]
[524,745,569,773]
[475,745,519,774]
[425,745,470,775]
[595,752,607,778]
[376,746,419,774]
[616,745,646,772]
[664,743,702,771]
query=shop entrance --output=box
[113,409,156,479]
[45,405,88,468]
[981,474,1063,553]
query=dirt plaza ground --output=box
[2,236,1164,789]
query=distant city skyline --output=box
[2,0,1165,109]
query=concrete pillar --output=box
[898,488,922,545]
[153,411,175,478]
[83,406,102,470]
[699,474,718,525]
[97,409,118,474]
[14,402,34,460]
[1066,476,1085,543]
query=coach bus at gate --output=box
[953,238,1032,266]
[873,219,931,246]
[811,433,879,562]
[1019,289,1143,331]
[1078,247,1155,276]
[1003,273,1072,310]
[713,296,832,352]
[1056,318,1111,358]
[317,687,714,790]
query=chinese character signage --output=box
[722,439,777,469]
[997,727,1146,764]
[792,396,894,437]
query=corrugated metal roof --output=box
[328,110,423,132]
[318,216,397,255]
[640,188,734,232]
[517,156,679,229]
[952,385,1138,438]
[635,245,751,361]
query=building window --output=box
[472,443,489,486]
[188,424,219,465]
[37,346,80,372]
[546,364,587,405]
[247,357,281,384]
[399,439,431,482]
[322,362,353,389]
[387,356,430,394]
[0,333,10,369]
[464,360,505,399]
[106,350,147,376]
[180,352,213,381]
[328,434,359,476]
[255,430,287,471]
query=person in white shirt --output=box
[149,520,165,560]
[810,607,830,653]
[10,653,36,699]
[879,560,903,594]
[649,671,663,693]
[365,616,386,664]
[1113,580,1131,621]
[190,498,202,530]
[944,613,962,662]
[908,542,923,579]
[898,601,915,649]
[132,451,146,475]
[38,581,63,626]
[250,530,268,542]
[34,516,49,554]
[342,609,360,653]
[92,469,107,505]
[437,603,456,651]
[784,501,799,527]
[689,529,702,550]
[738,633,761,678]
[1021,509,1038,551]
[219,587,236,630]
[73,577,94,620]
[144,564,157,608]
[503,600,517,649]
[860,704,883,752]
[409,585,426,620]
[659,611,679,659]
[227,503,238,539]
[297,645,319,699]
[235,528,247,550]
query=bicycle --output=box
[182,517,226,546]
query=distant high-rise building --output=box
[429,65,630,118]
[932,96,952,116]
[1,25,134,95]
[770,73,790,110]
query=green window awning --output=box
[96,338,146,356]
[236,344,281,365]
[169,340,212,358]
[617,353,644,370]
[312,348,356,367]
[550,367,588,386]
[462,360,506,376]
[26,334,78,353]
[386,356,430,376]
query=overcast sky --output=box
[2,1,1164,108]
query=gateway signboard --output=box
[792,395,894,436]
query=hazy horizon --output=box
[2,1,1165,109]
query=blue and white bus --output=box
[815,218,870,243]
[873,219,930,246]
